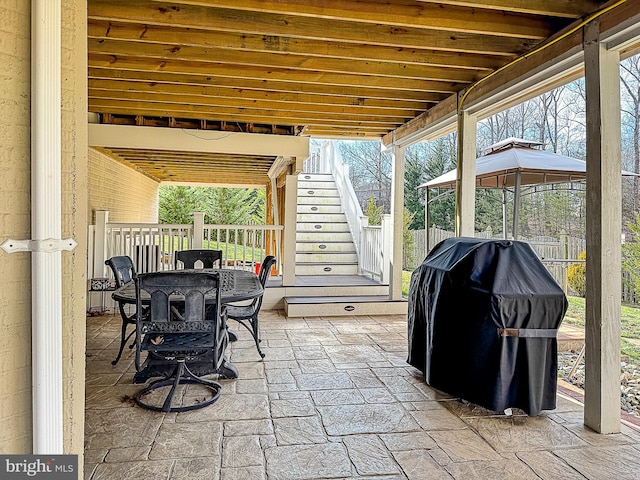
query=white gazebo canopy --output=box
[419,138,637,240]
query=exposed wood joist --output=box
[384,0,638,146]
[87,0,611,175]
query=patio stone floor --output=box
[85,310,640,480]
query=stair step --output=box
[297,205,343,214]
[284,295,408,317]
[296,252,358,263]
[297,213,348,223]
[298,181,337,190]
[299,173,333,182]
[297,222,350,232]
[298,189,339,198]
[297,196,342,206]
[296,242,356,253]
[297,232,354,242]
[296,264,359,275]
[298,173,333,182]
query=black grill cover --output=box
[407,237,567,415]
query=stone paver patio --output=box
[84,310,640,479]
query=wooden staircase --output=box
[295,173,359,275]
[280,172,407,317]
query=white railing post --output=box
[94,210,109,278]
[193,212,205,249]
[381,214,392,285]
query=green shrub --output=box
[567,250,586,297]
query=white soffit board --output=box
[89,124,310,159]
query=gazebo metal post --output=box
[512,170,522,240]
[502,188,508,239]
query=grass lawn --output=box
[402,271,640,362]
[564,296,640,363]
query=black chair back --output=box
[132,271,227,412]
[226,255,276,359]
[175,249,222,269]
[105,255,139,365]
[105,255,136,287]
[134,272,226,371]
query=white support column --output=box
[193,212,205,249]
[455,105,477,237]
[584,20,622,434]
[390,145,405,300]
[31,0,63,454]
[283,174,298,286]
[93,210,109,278]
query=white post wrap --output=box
[584,20,622,434]
[193,212,205,249]
[283,175,298,286]
[32,0,64,454]
[390,145,404,300]
[455,106,477,237]
[93,210,109,278]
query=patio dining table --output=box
[112,268,263,382]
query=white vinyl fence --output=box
[406,228,637,304]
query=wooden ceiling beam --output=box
[88,88,423,118]
[88,67,450,102]
[415,0,603,18]
[88,0,537,55]
[89,99,409,126]
[150,0,559,39]
[88,54,462,93]
[88,20,507,71]
[88,38,480,83]
[111,155,274,166]
[88,78,433,110]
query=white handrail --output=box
[323,141,364,257]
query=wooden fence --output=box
[406,228,637,304]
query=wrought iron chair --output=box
[226,255,276,359]
[174,249,222,269]
[105,255,141,365]
[133,271,228,412]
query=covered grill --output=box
[407,237,567,415]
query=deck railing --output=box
[90,211,282,280]
[359,214,391,282]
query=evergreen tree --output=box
[404,144,427,230]
[158,185,209,224]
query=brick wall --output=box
[88,148,160,223]
[0,1,34,453]
[0,0,90,459]
[62,0,88,459]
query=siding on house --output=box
[88,148,160,223]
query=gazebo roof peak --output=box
[483,137,545,155]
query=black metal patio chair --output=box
[226,255,276,359]
[105,255,141,365]
[174,249,222,269]
[133,271,228,412]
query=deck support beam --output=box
[583,19,622,434]
[390,144,405,300]
[455,105,477,237]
